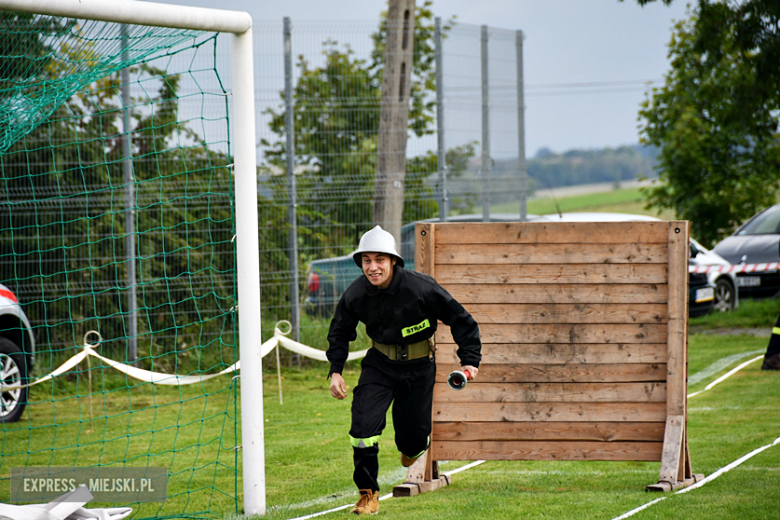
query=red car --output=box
[0,284,35,422]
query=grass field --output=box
[3,188,780,519]
[255,299,780,520]
[4,299,778,520]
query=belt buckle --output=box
[397,344,408,361]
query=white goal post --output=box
[0,0,266,515]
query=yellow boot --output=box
[350,489,379,515]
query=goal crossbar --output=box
[0,0,251,33]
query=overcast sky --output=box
[150,0,690,156]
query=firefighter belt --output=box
[371,339,433,361]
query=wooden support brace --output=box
[392,450,451,497]
[646,415,704,492]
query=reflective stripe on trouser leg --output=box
[350,434,382,449]
[404,436,430,460]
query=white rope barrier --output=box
[1,322,366,391]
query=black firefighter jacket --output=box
[326,265,482,377]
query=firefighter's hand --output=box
[461,365,478,381]
[330,373,347,400]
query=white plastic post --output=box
[0,0,251,32]
[231,29,266,517]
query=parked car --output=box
[536,213,726,316]
[0,284,35,423]
[712,203,780,299]
[689,238,738,312]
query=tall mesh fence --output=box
[254,19,523,335]
[0,10,239,518]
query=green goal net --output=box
[0,9,240,519]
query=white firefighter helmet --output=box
[352,225,404,268]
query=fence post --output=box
[284,17,300,343]
[480,25,490,222]
[121,25,138,364]
[435,17,447,222]
[516,29,528,222]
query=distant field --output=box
[490,186,676,219]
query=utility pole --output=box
[435,17,447,222]
[374,0,415,243]
[516,30,528,222]
[480,25,491,223]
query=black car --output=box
[713,204,780,299]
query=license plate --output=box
[737,276,761,287]
[695,287,714,303]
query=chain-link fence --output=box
[1,16,526,362]
[254,18,527,347]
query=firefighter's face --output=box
[362,252,397,289]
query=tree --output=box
[633,2,780,246]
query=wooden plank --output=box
[445,284,669,305]
[433,222,668,245]
[436,363,666,383]
[433,402,667,422]
[433,421,666,442]
[415,222,435,277]
[437,323,668,344]
[464,303,667,324]
[434,263,668,285]
[658,414,684,484]
[435,242,669,265]
[435,343,668,365]
[432,440,664,461]
[434,382,667,403]
[666,221,688,416]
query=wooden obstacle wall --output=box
[400,221,698,494]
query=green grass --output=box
[0,377,240,518]
[3,301,780,519]
[690,297,780,330]
[491,186,676,220]
[256,316,780,520]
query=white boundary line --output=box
[283,461,486,520]
[611,354,769,519]
[687,355,764,398]
[610,436,780,520]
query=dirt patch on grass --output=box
[689,326,771,337]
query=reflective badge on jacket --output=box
[402,318,430,337]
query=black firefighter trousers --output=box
[349,348,435,492]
